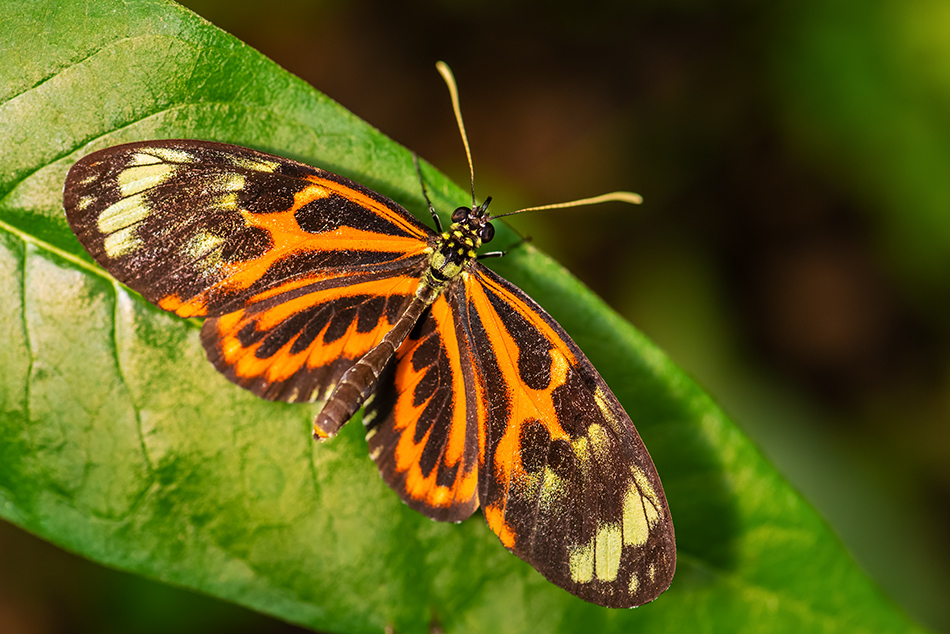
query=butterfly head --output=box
[447,196,495,247]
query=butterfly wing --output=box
[361,258,675,606]
[64,140,433,403]
[462,264,675,608]
[363,285,483,522]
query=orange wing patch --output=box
[363,287,484,522]
[203,269,426,403]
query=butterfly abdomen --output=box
[313,291,435,439]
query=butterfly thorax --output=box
[423,200,495,294]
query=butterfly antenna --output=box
[436,61,477,209]
[489,191,643,220]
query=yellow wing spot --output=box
[128,152,163,166]
[75,195,95,211]
[98,193,150,233]
[648,563,656,582]
[226,154,279,173]
[569,542,595,584]
[294,183,331,205]
[78,172,99,186]
[571,436,590,464]
[185,229,226,261]
[633,466,662,525]
[594,522,623,582]
[587,423,613,464]
[538,465,566,509]
[569,435,594,485]
[144,147,194,164]
[103,226,141,258]
[622,482,649,546]
[593,386,619,425]
[215,192,239,211]
[550,348,570,381]
[117,162,177,197]
[570,521,625,584]
[211,172,247,193]
[629,571,640,594]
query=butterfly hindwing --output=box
[363,287,483,521]
[202,265,426,403]
[461,265,675,608]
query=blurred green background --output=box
[2,0,949,632]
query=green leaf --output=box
[0,1,925,632]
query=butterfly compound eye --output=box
[451,207,468,223]
[479,223,495,243]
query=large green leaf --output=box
[0,1,924,632]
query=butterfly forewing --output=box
[63,140,433,318]
[63,140,435,403]
[462,265,675,608]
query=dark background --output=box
[3,0,949,632]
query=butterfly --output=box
[61,65,675,609]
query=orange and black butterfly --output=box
[61,67,675,608]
